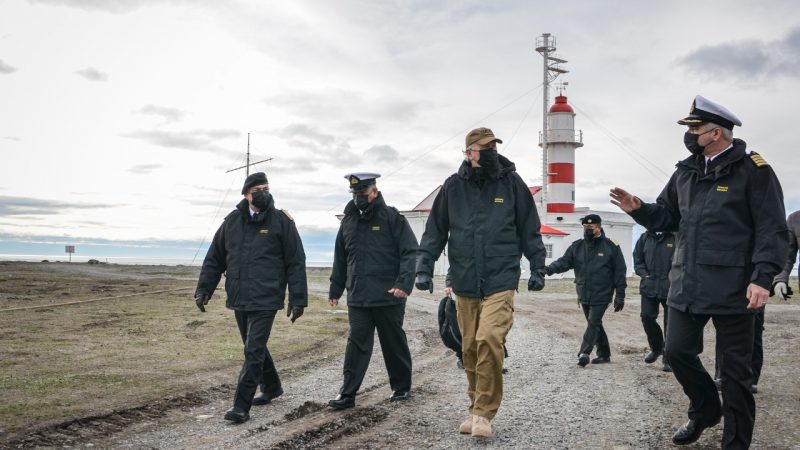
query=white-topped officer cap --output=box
[677,95,742,130]
[344,172,381,193]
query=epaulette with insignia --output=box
[749,152,769,168]
[281,209,294,221]
[609,238,620,246]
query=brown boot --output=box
[458,414,473,434]
[471,415,492,438]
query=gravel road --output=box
[6,277,799,449]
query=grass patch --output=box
[0,263,349,434]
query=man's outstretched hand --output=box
[609,187,642,213]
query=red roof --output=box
[549,95,574,113]
[541,225,569,235]
[411,186,441,211]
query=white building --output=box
[399,94,635,278]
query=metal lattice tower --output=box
[535,33,569,211]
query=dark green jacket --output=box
[328,194,418,307]
[630,139,788,314]
[633,231,676,299]
[547,232,627,305]
[416,156,546,298]
[196,198,308,311]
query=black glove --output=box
[528,269,546,291]
[194,292,210,312]
[544,266,554,276]
[415,273,433,293]
[613,297,625,312]
[287,306,304,323]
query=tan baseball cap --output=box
[465,127,503,148]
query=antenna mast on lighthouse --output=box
[535,33,569,212]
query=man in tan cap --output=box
[416,127,546,438]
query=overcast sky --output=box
[1,0,799,256]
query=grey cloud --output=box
[0,59,17,74]
[0,196,114,217]
[128,163,162,174]
[678,27,800,81]
[121,129,241,157]
[28,0,203,14]
[275,124,335,146]
[75,66,109,82]
[265,90,422,123]
[137,104,186,123]
[365,145,399,163]
[4,136,21,141]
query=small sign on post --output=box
[65,245,75,263]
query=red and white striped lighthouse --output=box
[540,94,583,213]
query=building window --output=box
[545,243,553,259]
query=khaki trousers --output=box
[455,289,514,420]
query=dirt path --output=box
[3,277,799,449]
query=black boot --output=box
[253,387,284,406]
[644,349,662,364]
[328,394,355,410]
[672,417,720,446]
[223,407,250,424]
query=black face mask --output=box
[354,194,371,211]
[584,229,595,241]
[477,149,499,169]
[251,191,272,211]
[683,128,716,155]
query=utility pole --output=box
[226,133,272,176]
[535,33,569,212]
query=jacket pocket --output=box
[695,249,747,267]
[485,243,520,257]
[251,277,282,303]
[224,271,240,306]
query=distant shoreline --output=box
[0,255,333,267]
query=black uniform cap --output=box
[581,214,602,225]
[241,172,268,194]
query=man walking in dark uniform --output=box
[633,230,676,371]
[328,173,417,410]
[610,95,788,448]
[545,214,627,367]
[194,172,308,424]
[415,127,546,438]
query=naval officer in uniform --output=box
[610,95,788,448]
[328,173,418,409]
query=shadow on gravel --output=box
[0,384,234,450]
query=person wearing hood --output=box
[545,214,627,367]
[327,173,418,410]
[415,127,546,438]
[610,95,788,448]
[194,172,308,424]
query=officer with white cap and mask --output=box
[610,95,788,448]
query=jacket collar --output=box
[457,154,517,180]
[237,198,272,222]
[676,138,747,180]
[344,192,385,219]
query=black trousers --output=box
[714,306,765,386]
[641,295,668,353]
[580,303,610,358]
[233,309,281,411]
[666,307,755,449]
[340,304,412,397]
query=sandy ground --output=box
[1,263,799,449]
